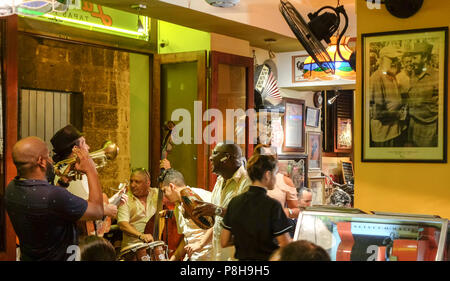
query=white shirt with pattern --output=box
[174,186,213,261]
[211,166,251,261]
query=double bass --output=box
[144,121,184,260]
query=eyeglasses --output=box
[131,167,150,181]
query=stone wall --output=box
[19,34,130,196]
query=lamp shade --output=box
[303,36,356,80]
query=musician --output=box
[50,124,119,220]
[117,168,158,250]
[5,137,104,261]
[192,142,251,261]
[159,169,213,261]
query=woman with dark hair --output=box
[220,154,292,261]
[79,235,117,261]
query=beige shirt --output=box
[267,173,298,208]
[211,166,251,261]
[174,187,213,261]
[117,188,159,249]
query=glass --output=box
[294,208,449,261]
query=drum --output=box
[117,242,151,261]
[148,241,168,261]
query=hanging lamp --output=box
[303,36,356,81]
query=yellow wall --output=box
[355,0,450,218]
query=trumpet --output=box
[54,141,119,178]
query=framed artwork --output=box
[278,154,308,190]
[292,54,309,83]
[282,98,305,153]
[336,117,352,152]
[307,131,322,172]
[362,27,448,162]
[308,176,325,206]
[305,106,320,127]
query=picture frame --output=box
[305,106,320,128]
[278,154,308,190]
[292,54,309,83]
[308,176,325,206]
[336,117,352,152]
[362,27,448,162]
[282,98,305,153]
[307,131,322,172]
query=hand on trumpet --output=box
[73,146,97,175]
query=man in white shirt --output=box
[192,143,251,261]
[159,169,213,261]
[117,168,158,251]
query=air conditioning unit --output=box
[205,0,239,8]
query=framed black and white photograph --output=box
[292,54,309,83]
[305,106,320,127]
[362,27,448,162]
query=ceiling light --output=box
[205,0,239,8]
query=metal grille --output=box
[19,89,73,148]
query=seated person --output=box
[159,169,213,261]
[117,168,158,252]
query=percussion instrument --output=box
[180,187,214,229]
[117,242,151,261]
[148,241,169,261]
[117,241,168,261]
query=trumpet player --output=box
[5,136,104,261]
[51,125,120,221]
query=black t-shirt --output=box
[221,185,292,261]
[5,177,88,261]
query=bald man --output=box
[192,142,251,261]
[5,137,104,261]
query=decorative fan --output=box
[279,0,356,74]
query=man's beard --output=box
[45,161,56,184]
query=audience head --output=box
[79,235,116,261]
[12,136,53,180]
[274,240,331,261]
[298,187,313,208]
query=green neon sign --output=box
[22,1,149,41]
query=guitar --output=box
[85,183,127,237]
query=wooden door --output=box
[208,51,254,190]
[151,51,207,189]
[0,15,19,261]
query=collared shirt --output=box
[369,69,406,142]
[174,187,213,261]
[211,165,251,261]
[221,186,293,261]
[117,188,158,249]
[5,177,88,261]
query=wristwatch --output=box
[215,207,223,216]
[288,208,293,216]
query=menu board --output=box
[342,161,354,184]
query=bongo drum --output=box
[148,241,168,261]
[117,242,151,261]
